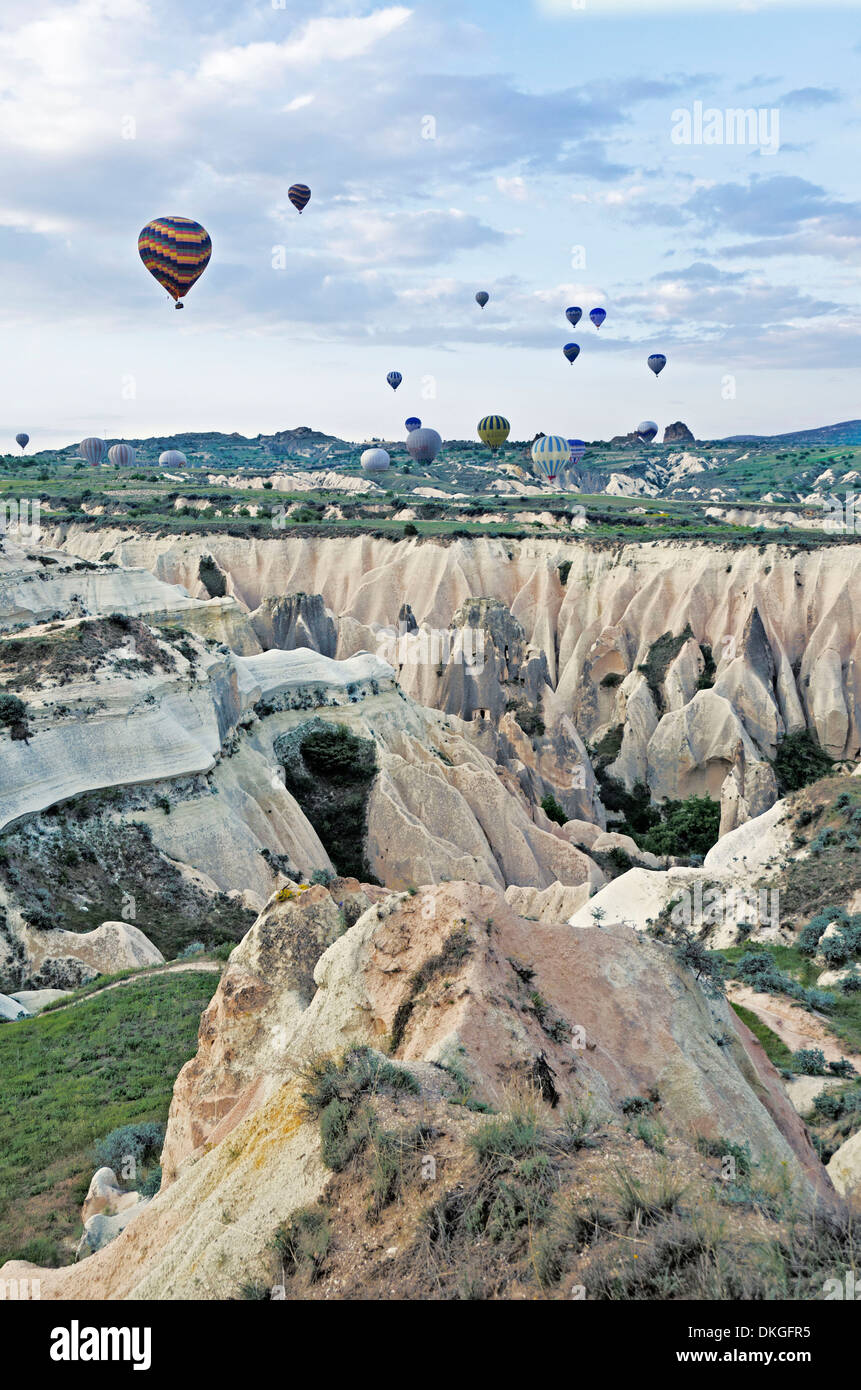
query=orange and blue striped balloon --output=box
[288,184,311,213]
[138,216,212,308]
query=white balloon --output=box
[361,447,391,473]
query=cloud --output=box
[779,86,841,108]
[198,8,412,84]
[496,176,528,202]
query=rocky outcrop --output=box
[249,593,337,657]
[663,421,695,443]
[7,879,839,1298]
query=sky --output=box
[4,0,861,448]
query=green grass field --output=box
[0,971,217,1266]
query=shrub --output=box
[94,1121,164,1175]
[310,867,335,887]
[640,795,721,859]
[772,730,833,794]
[793,1048,827,1076]
[0,693,27,727]
[540,794,567,826]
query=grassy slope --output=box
[0,971,217,1265]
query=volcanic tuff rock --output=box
[6,879,838,1299]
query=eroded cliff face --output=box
[3,881,839,1300]
[40,528,861,826]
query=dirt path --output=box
[729,983,861,1071]
[44,960,221,1014]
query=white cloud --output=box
[537,0,861,11]
[496,176,528,202]
[199,8,412,85]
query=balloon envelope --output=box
[477,416,511,452]
[406,428,442,464]
[138,217,211,307]
[15,433,29,450]
[637,421,658,442]
[405,417,422,432]
[361,448,390,474]
[386,371,402,391]
[475,291,490,308]
[567,439,586,466]
[647,354,667,376]
[589,308,606,329]
[159,449,188,467]
[288,184,311,213]
[565,307,582,327]
[108,443,136,468]
[563,343,580,364]
[80,437,105,466]
[531,435,569,483]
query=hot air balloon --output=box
[159,449,188,467]
[477,416,511,453]
[567,439,586,467]
[108,443,136,468]
[406,428,442,464]
[80,437,105,466]
[138,217,212,309]
[361,448,390,474]
[15,433,29,451]
[563,343,580,364]
[589,308,606,330]
[531,435,570,485]
[647,354,667,377]
[405,417,422,432]
[475,291,490,308]
[288,184,311,214]
[387,372,402,391]
[565,307,582,327]
[637,421,658,443]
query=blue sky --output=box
[4,0,861,449]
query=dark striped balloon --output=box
[15,433,29,451]
[80,437,105,465]
[387,371,402,391]
[288,184,311,214]
[138,217,212,307]
[108,443,136,468]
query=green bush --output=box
[640,795,720,859]
[772,730,833,794]
[540,794,567,826]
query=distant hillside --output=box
[720,420,861,446]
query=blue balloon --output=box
[563,342,580,364]
[475,291,490,308]
[405,417,421,432]
[565,306,582,327]
[647,354,667,377]
[589,307,606,329]
[387,371,402,391]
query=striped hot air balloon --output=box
[475,291,490,308]
[565,306,582,327]
[361,448,390,474]
[80,437,105,466]
[477,416,511,452]
[590,308,606,330]
[108,443,136,468]
[288,184,311,214]
[531,435,569,484]
[648,353,667,377]
[567,439,586,466]
[15,433,29,451]
[138,217,212,309]
[386,371,402,391]
[406,428,442,464]
[159,449,188,467]
[563,343,580,364]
